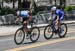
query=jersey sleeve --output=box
[16,11,20,16]
[60,11,64,20]
[56,10,60,15]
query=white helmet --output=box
[51,6,56,11]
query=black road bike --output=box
[44,19,67,40]
[14,18,40,45]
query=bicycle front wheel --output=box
[58,23,67,38]
[14,28,25,45]
[30,27,40,43]
[44,25,53,40]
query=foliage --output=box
[0,7,15,15]
[72,6,75,10]
[4,0,17,3]
[64,6,75,11]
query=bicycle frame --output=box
[50,20,61,34]
[21,22,34,34]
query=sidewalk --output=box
[0,20,75,36]
[0,26,21,36]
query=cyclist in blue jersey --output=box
[16,9,31,35]
[56,6,64,21]
[56,6,64,29]
[50,6,64,32]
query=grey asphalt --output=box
[23,39,75,51]
[0,24,75,51]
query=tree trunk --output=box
[2,0,3,8]
[13,0,15,9]
[18,0,21,10]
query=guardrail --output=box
[0,11,75,26]
[0,13,50,26]
[0,14,15,25]
[64,10,75,20]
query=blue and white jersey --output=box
[56,9,64,20]
[17,10,29,18]
[50,13,57,20]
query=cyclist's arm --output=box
[55,15,59,22]
[16,16,21,22]
[48,16,52,20]
[60,11,64,20]
[55,10,60,22]
[15,11,21,22]
[48,13,52,20]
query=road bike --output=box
[14,18,40,45]
[44,18,67,40]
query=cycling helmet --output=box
[51,6,56,11]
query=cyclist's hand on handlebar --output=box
[48,17,52,20]
[15,18,19,23]
[15,20,18,23]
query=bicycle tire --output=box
[58,23,67,38]
[30,27,40,43]
[14,28,25,45]
[44,25,53,40]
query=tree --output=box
[4,0,17,9]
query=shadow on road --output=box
[23,40,41,45]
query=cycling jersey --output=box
[17,10,29,18]
[50,13,57,21]
[56,9,64,20]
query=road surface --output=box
[0,24,75,51]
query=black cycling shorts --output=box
[22,17,29,22]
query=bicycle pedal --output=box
[26,34,31,39]
[26,37,30,39]
[26,35,30,39]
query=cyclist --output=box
[50,6,64,33]
[16,9,31,38]
[56,6,64,32]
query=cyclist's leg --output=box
[58,16,64,28]
[23,17,31,34]
[52,21,56,32]
[59,19,63,33]
[27,16,31,33]
[56,18,63,33]
[53,16,61,33]
[54,16,58,30]
[55,16,60,30]
[52,17,57,32]
[22,17,31,39]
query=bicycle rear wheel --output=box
[30,27,40,43]
[14,28,25,45]
[44,25,53,40]
[58,23,67,38]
